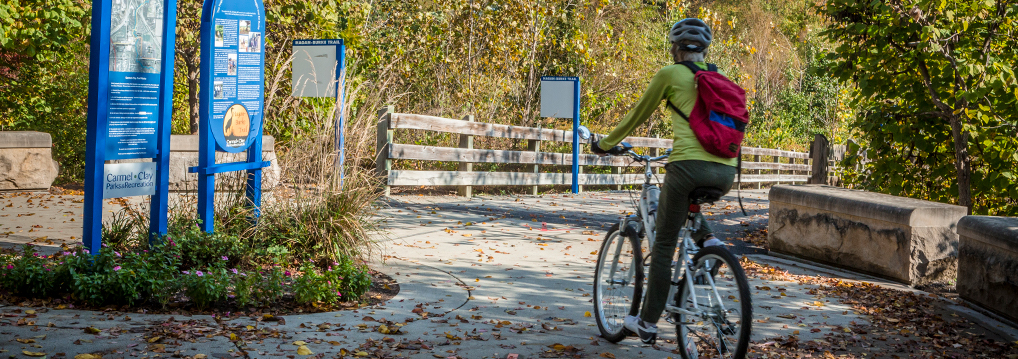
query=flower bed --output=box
[0,240,379,312]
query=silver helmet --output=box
[669,18,712,53]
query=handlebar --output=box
[622,149,671,163]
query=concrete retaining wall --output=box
[0,132,59,191]
[111,135,280,192]
[957,216,1018,323]
[768,185,967,284]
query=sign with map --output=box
[202,0,265,153]
[104,0,166,160]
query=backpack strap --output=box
[677,61,718,73]
[666,100,689,120]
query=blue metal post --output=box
[150,0,179,242]
[571,78,581,194]
[197,0,216,233]
[335,41,347,187]
[245,136,263,218]
[83,0,113,255]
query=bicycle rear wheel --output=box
[675,246,752,359]
[593,223,644,343]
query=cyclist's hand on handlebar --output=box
[589,137,610,157]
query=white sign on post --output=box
[540,77,577,119]
[291,40,342,98]
[103,162,157,199]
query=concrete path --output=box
[2,189,1017,358]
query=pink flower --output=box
[182,270,190,275]
[284,271,291,277]
[221,256,229,261]
[231,268,238,274]
[337,292,342,297]
[5,264,12,270]
[196,270,204,277]
[114,251,121,257]
[327,266,332,271]
[239,273,247,277]
[113,266,121,271]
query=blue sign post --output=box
[190,0,270,233]
[84,0,178,253]
[539,76,581,194]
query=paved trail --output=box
[2,190,1016,358]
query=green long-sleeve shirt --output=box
[597,63,738,167]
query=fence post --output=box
[458,115,474,198]
[375,106,394,196]
[754,154,761,189]
[773,154,780,186]
[808,134,830,185]
[528,139,541,195]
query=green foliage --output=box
[170,222,246,270]
[0,245,57,297]
[0,0,87,56]
[292,258,370,305]
[820,0,1018,214]
[179,268,229,310]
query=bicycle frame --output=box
[603,149,729,320]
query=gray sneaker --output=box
[623,315,657,344]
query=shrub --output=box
[171,223,246,270]
[292,258,371,305]
[0,245,57,297]
[180,268,228,310]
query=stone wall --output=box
[768,185,967,284]
[111,135,280,192]
[957,216,1018,323]
[0,132,59,191]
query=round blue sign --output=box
[201,0,265,153]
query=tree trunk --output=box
[948,116,973,213]
[187,59,200,135]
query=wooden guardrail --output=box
[375,106,816,197]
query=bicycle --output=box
[585,131,752,359]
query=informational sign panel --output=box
[192,0,270,233]
[104,0,166,159]
[205,0,265,153]
[540,77,578,119]
[84,0,178,254]
[292,39,344,98]
[103,162,158,199]
[539,76,582,193]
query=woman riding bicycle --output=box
[590,18,737,344]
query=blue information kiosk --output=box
[84,0,268,252]
[190,0,270,232]
[83,0,178,253]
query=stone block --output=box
[0,131,52,148]
[957,216,1018,323]
[768,184,967,284]
[0,132,59,191]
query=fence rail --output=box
[375,106,836,196]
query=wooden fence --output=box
[375,106,836,197]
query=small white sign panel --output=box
[540,77,577,119]
[103,162,157,199]
[292,45,338,98]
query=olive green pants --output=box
[640,160,736,324]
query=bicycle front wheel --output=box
[593,223,644,343]
[675,246,752,359]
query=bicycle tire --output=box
[674,246,752,359]
[593,223,644,343]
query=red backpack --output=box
[665,62,749,158]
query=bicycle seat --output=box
[689,187,724,205]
